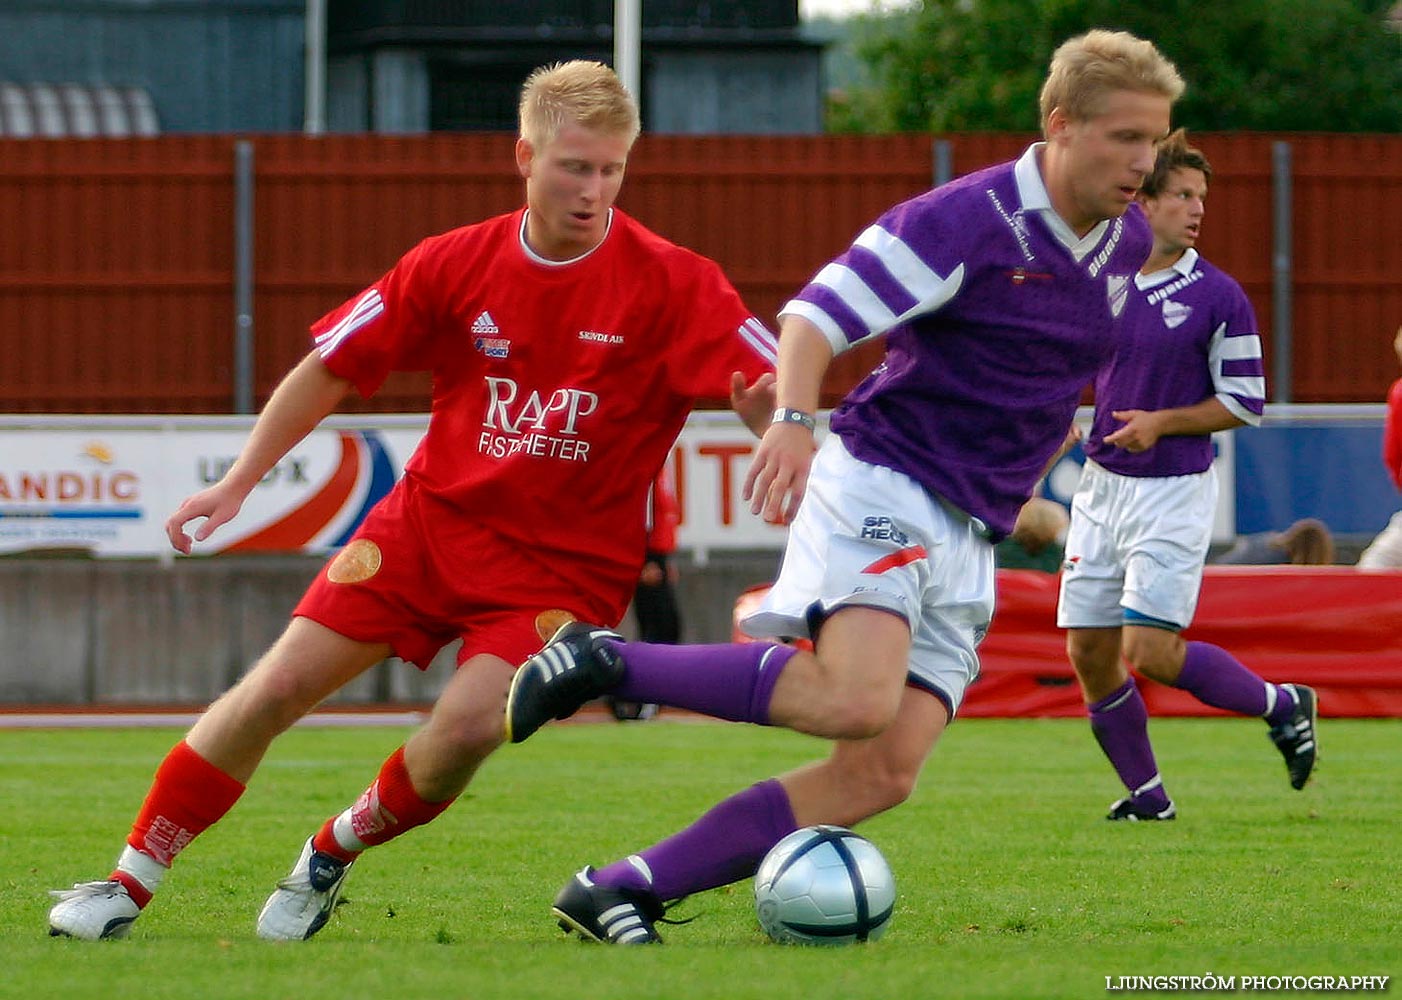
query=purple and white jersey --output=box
[780,144,1151,541]
[1084,248,1264,477]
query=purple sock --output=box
[594,779,798,901]
[1176,641,1295,724]
[1088,678,1171,809]
[609,641,797,724]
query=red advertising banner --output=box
[735,568,1402,718]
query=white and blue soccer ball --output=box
[754,825,895,945]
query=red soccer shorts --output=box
[294,480,632,668]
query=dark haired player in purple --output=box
[1056,129,1317,821]
[504,30,1186,944]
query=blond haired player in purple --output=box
[1055,129,1316,821]
[46,60,777,942]
[506,31,1184,943]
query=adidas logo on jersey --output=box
[471,311,510,357]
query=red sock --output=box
[311,747,453,862]
[124,740,246,869]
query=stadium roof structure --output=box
[0,81,159,138]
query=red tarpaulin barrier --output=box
[732,568,1402,718]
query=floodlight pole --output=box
[305,0,326,135]
[1271,140,1293,403]
[233,141,255,415]
[615,0,642,110]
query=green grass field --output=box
[3,717,1398,999]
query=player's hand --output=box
[639,560,664,586]
[1103,409,1163,453]
[165,482,248,554]
[730,370,778,438]
[1054,423,1083,460]
[743,422,816,525]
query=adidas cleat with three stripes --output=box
[505,622,624,744]
[552,867,664,944]
[1269,683,1319,790]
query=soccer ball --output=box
[754,825,895,945]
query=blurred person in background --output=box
[606,466,681,721]
[1056,129,1317,823]
[1213,517,1335,566]
[1357,327,1402,569]
[995,496,1072,573]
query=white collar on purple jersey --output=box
[1134,247,1200,290]
[518,207,615,267]
[1013,143,1111,263]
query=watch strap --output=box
[771,407,817,432]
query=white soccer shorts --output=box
[1056,459,1217,631]
[1357,510,1402,569]
[740,435,994,715]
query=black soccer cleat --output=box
[552,867,664,944]
[1107,797,1177,821]
[1268,683,1319,790]
[505,622,625,744]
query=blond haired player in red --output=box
[47,60,777,942]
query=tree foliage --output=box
[826,0,1402,132]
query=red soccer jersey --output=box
[311,207,776,593]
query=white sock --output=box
[116,844,168,894]
[330,808,369,853]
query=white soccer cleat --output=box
[256,836,353,941]
[48,880,141,940]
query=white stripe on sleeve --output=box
[811,262,898,333]
[1216,376,1267,403]
[1208,321,1265,424]
[853,224,964,322]
[1216,331,1263,361]
[316,290,385,358]
[739,317,778,365]
[315,289,382,345]
[778,224,964,354]
[777,298,848,354]
[1216,392,1262,426]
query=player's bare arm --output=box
[1041,422,1084,477]
[744,316,831,524]
[1103,396,1244,453]
[730,369,778,437]
[165,351,353,553]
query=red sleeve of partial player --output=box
[308,237,444,398]
[1384,378,1402,492]
[664,255,777,399]
[646,465,680,554]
